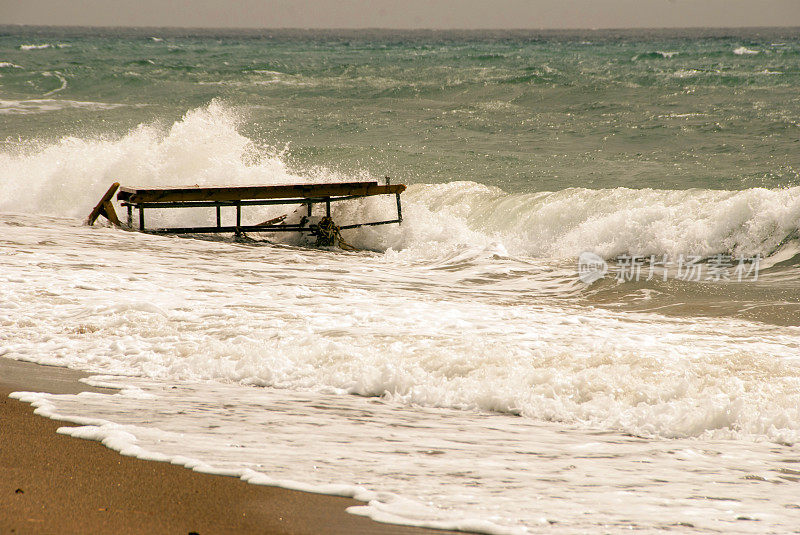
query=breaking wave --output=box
[1,101,799,261]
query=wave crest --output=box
[2,102,798,261]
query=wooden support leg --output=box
[139,207,145,231]
[395,193,402,223]
[325,199,331,217]
[236,203,241,227]
[101,200,121,227]
[216,205,221,228]
[127,204,133,228]
[85,182,121,226]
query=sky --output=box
[2,0,800,29]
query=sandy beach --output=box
[0,359,458,535]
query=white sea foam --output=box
[42,71,68,96]
[0,61,23,69]
[5,297,800,534]
[1,213,799,445]
[19,43,70,51]
[734,46,759,56]
[20,44,51,50]
[7,389,531,534]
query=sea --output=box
[2,26,800,533]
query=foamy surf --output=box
[2,212,799,441]
[2,212,800,532]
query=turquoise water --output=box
[2,27,800,192]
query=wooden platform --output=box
[116,182,404,204]
[87,180,406,239]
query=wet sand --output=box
[0,359,459,535]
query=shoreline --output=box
[0,359,460,535]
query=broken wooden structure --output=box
[86,180,405,243]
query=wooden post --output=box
[139,207,145,231]
[85,182,121,226]
[236,203,241,227]
[325,199,331,217]
[396,193,402,223]
[216,205,221,228]
[127,204,133,228]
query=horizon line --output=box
[3,23,800,32]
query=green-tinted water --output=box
[2,27,799,192]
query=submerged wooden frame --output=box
[87,180,405,235]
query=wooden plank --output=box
[116,181,376,197]
[118,195,372,209]
[85,182,120,226]
[116,182,405,204]
[101,200,121,227]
